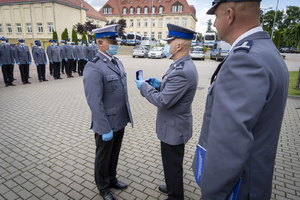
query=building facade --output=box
[99,0,197,40]
[0,0,107,48]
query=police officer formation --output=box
[0,36,98,86]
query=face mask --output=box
[79,42,82,45]
[55,43,57,46]
[92,41,95,44]
[105,44,119,56]
[89,44,92,47]
[163,44,173,59]
[67,42,71,45]
[38,46,42,48]
[20,43,25,46]
[1,41,6,44]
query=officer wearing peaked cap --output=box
[63,38,75,78]
[15,38,32,84]
[192,1,289,199]
[75,39,86,76]
[32,40,48,82]
[59,40,66,74]
[83,24,133,200]
[0,37,15,86]
[46,39,55,76]
[135,23,199,200]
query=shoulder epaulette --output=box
[91,56,100,63]
[175,61,185,70]
[234,40,253,52]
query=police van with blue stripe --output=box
[210,40,231,61]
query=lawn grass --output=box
[289,71,300,96]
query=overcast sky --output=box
[85,0,300,34]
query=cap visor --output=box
[206,4,218,15]
[163,36,176,41]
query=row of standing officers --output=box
[0,37,98,86]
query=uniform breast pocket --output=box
[105,75,119,91]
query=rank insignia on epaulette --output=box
[234,40,253,52]
[91,56,99,63]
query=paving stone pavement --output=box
[0,55,299,200]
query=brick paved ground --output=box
[0,55,299,200]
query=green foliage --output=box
[61,28,69,41]
[203,46,208,53]
[52,31,58,41]
[273,30,281,49]
[289,71,300,96]
[282,23,300,48]
[92,34,97,41]
[82,32,88,46]
[72,28,78,45]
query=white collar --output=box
[230,26,263,50]
[98,50,113,61]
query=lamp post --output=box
[271,0,279,39]
[261,6,273,28]
[150,0,154,42]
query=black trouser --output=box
[66,59,73,77]
[19,64,29,83]
[9,64,14,81]
[161,141,185,200]
[61,59,66,73]
[37,64,46,80]
[78,59,85,75]
[95,128,124,195]
[73,59,77,72]
[53,62,61,78]
[49,62,53,74]
[1,65,10,85]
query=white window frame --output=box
[37,23,43,33]
[129,7,134,14]
[130,19,134,27]
[137,7,141,14]
[151,19,155,27]
[123,7,127,14]
[26,23,32,33]
[137,19,140,27]
[178,5,183,12]
[16,23,22,33]
[182,18,187,27]
[144,19,148,27]
[158,19,163,28]
[159,6,163,14]
[152,6,156,14]
[174,18,179,25]
[7,24,12,33]
[144,7,148,14]
[48,22,53,33]
[158,32,162,40]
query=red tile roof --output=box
[99,0,196,17]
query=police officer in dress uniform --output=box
[192,1,289,199]
[60,40,66,74]
[75,39,86,76]
[6,38,16,82]
[32,40,48,82]
[0,37,15,87]
[46,40,54,76]
[64,38,75,78]
[83,24,133,200]
[86,40,95,61]
[82,41,88,68]
[135,24,199,200]
[50,40,63,80]
[15,38,31,84]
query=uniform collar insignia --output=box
[234,40,253,52]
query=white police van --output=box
[210,40,231,61]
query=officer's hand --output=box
[17,62,20,66]
[45,62,48,65]
[77,58,80,61]
[85,59,88,61]
[28,62,31,65]
[149,77,161,88]
[102,130,113,141]
[0,64,2,67]
[50,60,53,64]
[73,58,76,61]
[65,58,67,62]
[36,63,39,66]
[135,79,145,90]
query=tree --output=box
[82,31,88,46]
[72,28,78,45]
[282,23,300,48]
[283,6,300,29]
[206,19,213,32]
[261,10,284,32]
[92,34,97,42]
[61,28,69,41]
[53,31,58,41]
[73,20,99,39]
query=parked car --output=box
[210,40,231,61]
[148,47,164,59]
[190,46,205,60]
[132,45,149,58]
[280,47,290,53]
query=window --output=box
[144,32,147,36]
[144,19,148,27]
[178,5,183,12]
[26,23,32,33]
[129,7,134,14]
[151,19,155,27]
[16,23,22,33]
[37,23,43,33]
[122,7,127,14]
[172,3,183,12]
[104,6,112,14]
[174,18,179,25]
[0,24,2,33]
[137,19,140,27]
[166,18,171,25]
[48,22,53,33]
[158,19,162,27]
[137,7,141,14]
[151,32,154,39]
[159,6,163,13]
[158,32,162,40]
[152,6,156,14]
[144,6,148,14]
[182,18,187,27]
[130,19,134,27]
[7,24,12,33]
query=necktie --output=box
[112,58,120,70]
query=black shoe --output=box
[70,75,74,78]
[26,82,31,84]
[43,79,48,81]
[54,77,57,80]
[39,80,43,82]
[5,83,9,87]
[62,71,65,74]
[111,181,128,190]
[50,73,52,76]
[8,83,15,86]
[158,185,168,194]
[100,191,118,200]
[23,82,26,84]
[57,77,62,79]
[29,76,31,79]
[13,78,17,80]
